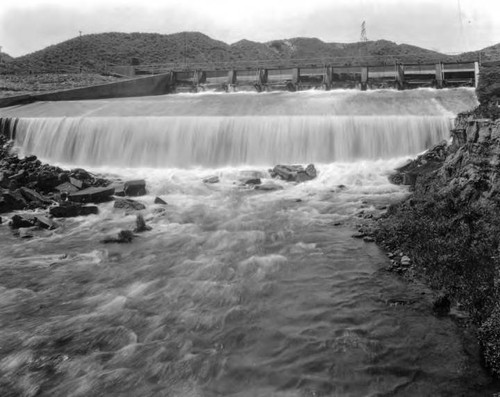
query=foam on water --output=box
[0,88,492,396]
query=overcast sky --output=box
[1,0,499,57]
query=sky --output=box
[1,0,499,57]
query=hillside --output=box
[1,31,475,75]
[0,52,14,63]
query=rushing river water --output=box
[0,88,494,396]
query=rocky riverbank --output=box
[376,113,500,377]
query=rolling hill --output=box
[1,31,483,74]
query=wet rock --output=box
[154,196,167,205]
[134,214,152,233]
[0,189,27,213]
[36,172,60,191]
[34,215,57,230]
[18,227,35,239]
[351,232,365,238]
[68,186,115,203]
[70,168,91,180]
[102,230,134,244]
[19,187,52,205]
[433,294,451,316]
[113,198,146,211]
[49,204,99,218]
[124,180,146,196]
[55,181,80,194]
[363,236,375,242]
[270,164,317,183]
[10,214,36,229]
[203,176,220,184]
[0,171,10,188]
[69,177,84,189]
[254,182,284,191]
[400,255,411,267]
[242,178,261,186]
[110,183,125,197]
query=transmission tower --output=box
[360,21,368,42]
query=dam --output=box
[0,87,492,396]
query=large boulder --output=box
[49,204,99,218]
[68,186,115,203]
[0,189,27,213]
[113,198,146,211]
[270,164,317,183]
[124,180,146,196]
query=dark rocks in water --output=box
[102,229,134,244]
[0,189,27,213]
[433,294,451,316]
[10,214,36,229]
[68,186,115,203]
[254,182,284,191]
[270,164,317,183]
[203,175,220,184]
[19,187,52,207]
[69,177,84,189]
[110,183,125,197]
[36,172,61,191]
[134,214,152,233]
[124,180,146,196]
[351,232,366,238]
[34,215,57,230]
[55,181,80,194]
[389,140,448,186]
[154,196,167,205]
[49,204,99,218]
[241,178,261,186]
[18,227,35,239]
[114,198,146,211]
[70,168,91,180]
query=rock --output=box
[242,178,261,186]
[19,187,51,205]
[69,177,84,189]
[352,232,365,238]
[109,183,125,197]
[18,227,35,239]
[134,214,152,233]
[433,294,451,316]
[363,236,375,242]
[400,255,411,266]
[34,215,57,230]
[113,198,146,211]
[154,196,167,205]
[270,164,317,183]
[68,186,115,203]
[55,182,80,194]
[10,214,36,229]
[101,230,134,244]
[0,171,11,188]
[254,182,284,191]
[124,180,146,196]
[0,189,27,213]
[36,172,60,191]
[49,204,99,218]
[305,164,317,178]
[70,168,91,180]
[203,176,220,184]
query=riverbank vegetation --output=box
[377,63,500,375]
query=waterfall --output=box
[0,88,477,168]
[11,115,452,167]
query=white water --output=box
[0,88,492,396]
[1,88,477,168]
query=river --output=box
[0,88,493,396]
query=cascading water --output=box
[0,88,493,396]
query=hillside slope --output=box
[3,31,473,74]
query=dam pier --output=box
[0,59,479,108]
